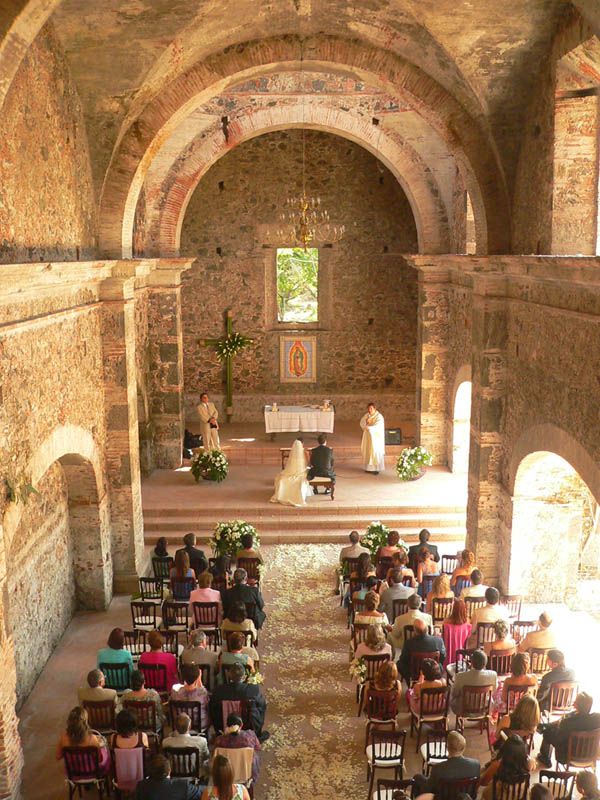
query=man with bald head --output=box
[413,731,480,796]
[397,616,446,685]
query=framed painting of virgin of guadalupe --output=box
[279,336,317,383]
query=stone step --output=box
[142,504,466,518]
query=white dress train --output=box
[360,410,386,472]
[270,439,311,507]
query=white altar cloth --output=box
[264,405,335,434]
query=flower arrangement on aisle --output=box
[395,445,433,481]
[212,520,260,558]
[190,449,229,483]
[246,671,264,685]
[349,657,367,685]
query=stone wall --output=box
[0,24,96,264]
[180,129,418,425]
[7,464,74,707]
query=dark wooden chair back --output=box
[454,577,472,596]
[491,773,530,800]
[528,647,550,676]
[151,556,173,580]
[192,601,219,628]
[392,598,408,621]
[564,728,600,768]
[464,596,487,618]
[226,629,254,649]
[170,577,196,601]
[62,746,104,782]
[365,686,400,722]
[454,648,473,674]
[138,663,168,695]
[438,777,480,800]
[139,577,164,603]
[237,558,261,585]
[368,727,406,761]
[500,595,522,619]
[168,699,206,734]
[401,575,414,587]
[131,601,158,629]
[488,648,516,677]
[376,779,415,800]
[441,555,458,575]
[350,598,366,626]
[475,621,496,648]
[348,578,365,597]
[548,681,578,717]
[422,733,449,775]
[162,601,189,631]
[123,630,147,659]
[161,630,179,655]
[409,650,440,684]
[343,557,360,577]
[122,699,156,733]
[421,574,439,597]
[163,747,201,779]
[352,623,371,650]
[418,686,450,718]
[432,597,454,626]
[221,698,255,732]
[376,556,394,580]
[504,683,532,713]
[212,574,228,593]
[363,653,391,685]
[403,624,416,641]
[459,684,493,718]
[539,770,577,800]
[204,629,222,650]
[82,700,116,733]
[99,662,130,693]
[511,620,536,643]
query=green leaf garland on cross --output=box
[202,309,254,422]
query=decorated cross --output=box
[201,309,254,422]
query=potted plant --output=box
[190,449,229,483]
[396,445,433,481]
[211,520,260,558]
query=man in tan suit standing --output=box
[197,391,220,450]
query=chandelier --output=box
[277,128,345,249]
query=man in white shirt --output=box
[197,391,220,450]
[387,592,432,657]
[467,587,509,648]
[379,569,415,620]
[450,649,498,714]
[181,630,220,691]
[336,530,369,591]
[162,713,209,776]
[459,569,489,600]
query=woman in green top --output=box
[96,627,134,682]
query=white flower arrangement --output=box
[246,671,264,685]
[190,449,229,483]
[396,445,433,481]
[361,521,407,559]
[211,520,260,557]
[349,657,367,684]
[215,332,254,361]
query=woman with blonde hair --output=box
[450,549,476,589]
[501,653,538,705]
[56,707,110,773]
[373,660,402,701]
[484,619,517,658]
[426,573,454,614]
[354,590,389,627]
[495,695,540,745]
[355,623,393,660]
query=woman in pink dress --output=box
[138,630,179,691]
[189,571,223,623]
[442,599,472,667]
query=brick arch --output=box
[99,35,510,258]
[144,107,451,257]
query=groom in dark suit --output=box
[308,434,335,494]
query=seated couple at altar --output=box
[270,435,335,507]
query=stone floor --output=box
[18,543,599,799]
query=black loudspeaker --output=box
[385,428,402,445]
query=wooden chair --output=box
[409,686,450,752]
[392,598,408,622]
[131,601,160,631]
[441,555,458,575]
[237,557,261,587]
[168,699,208,736]
[244,602,260,645]
[82,700,116,735]
[163,747,202,781]
[420,732,449,776]
[538,770,577,800]
[431,597,454,629]
[349,598,367,628]
[364,686,401,747]
[122,699,160,743]
[357,654,391,713]
[98,662,130,694]
[170,577,196,602]
[401,575,414,588]
[139,577,164,604]
[220,698,255,733]
[504,683,533,714]
[421,574,439,597]
[546,681,578,721]
[437,776,480,800]
[375,778,415,800]
[408,651,440,686]
[464,597,487,618]
[365,728,406,800]
[138,663,168,700]
[454,577,472,597]
[528,647,551,677]
[500,595,522,620]
[556,728,600,771]
[191,601,220,639]
[491,773,530,800]
[340,558,360,605]
[225,630,254,650]
[123,630,147,661]
[488,648,516,678]
[151,556,174,583]
[511,620,536,644]
[452,649,473,677]
[377,557,394,580]
[162,601,189,633]
[203,629,222,651]
[352,623,372,652]
[62,746,110,800]
[403,625,417,642]
[475,621,496,648]
[455,684,494,750]
[161,630,179,656]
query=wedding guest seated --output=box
[466,588,508,648]
[450,649,497,714]
[398,618,446,686]
[235,532,264,565]
[189,571,223,621]
[537,692,600,768]
[388,593,433,656]
[483,619,517,658]
[200,754,251,800]
[495,695,540,745]
[413,730,480,798]
[78,668,117,706]
[218,632,255,678]
[181,630,220,690]
[209,663,269,742]
[417,547,439,588]
[97,627,134,676]
[171,664,210,730]
[222,569,266,630]
[170,550,198,585]
[501,653,538,706]
[212,714,261,785]
[339,530,369,564]
[379,569,415,619]
[176,532,208,576]
[56,706,110,775]
[376,530,404,563]
[442,599,472,668]
[518,612,559,653]
[210,555,232,591]
[221,602,258,649]
[153,537,170,560]
[355,624,393,661]
[386,549,417,588]
[139,631,179,692]
[408,657,446,715]
[162,713,209,777]
[351,552,377,583]
[450,550,476,590]
[530,786,553,800]
[460,568,488,600]
[136,753,202,799]
[576,771,600,800]
[372,660,403,703]
[122,669,165,732]
[110,708,149,751]
[480,733,534,800]
[408,529,440,570]
[426,573,454,614]
[536,649,576,713]
[354,590,389,627]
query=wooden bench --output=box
[308,476,335,500]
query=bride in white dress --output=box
[270,438,311,507]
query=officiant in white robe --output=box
[270,438,311,507]
[360,403,385,473]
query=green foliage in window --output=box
[276,247,318,322]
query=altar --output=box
[264,405,335,434]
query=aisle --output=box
[257,544,364,798]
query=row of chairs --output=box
[151,557,261,594]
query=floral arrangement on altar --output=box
[212,520,260,557]
[215,332,254,361]
[190,449,229,483]
[395,445,433,481]
[349,657,367,684]
[362,521,408,559]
